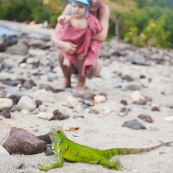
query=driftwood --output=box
[0,120,13,127]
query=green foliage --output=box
[0,0,173,48]
[120,1,173,48]
[124,16,171,48]
[0,0,46,22]
[0,0,65,26]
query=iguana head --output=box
[49,128,66,148]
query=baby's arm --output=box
[58,15,72,25]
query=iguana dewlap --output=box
[38,129,172,172]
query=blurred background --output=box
[0,0,173,49]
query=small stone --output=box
[21,109,29,115]
[93,95,106,104]
[0,108,11,118]
[133,96,152,105]
[0,98,13,111]
[138,114,153,123]
[64,96,78,108]
[101,107,111,114]
[122,119,147,130]
[37,134,51,144]
[89,109,100,114]
[52,109,69,120]
[17,95,36,112]
[8,94,21,105]
[151,106,160,112]
[121,82,142,91]
[35,100,42,108]
[38,112,54,120]
[131,90,143,102]
[62,125,79,131]
[44,147,54,156]
[117,107,128,117]
[120,100,128,105]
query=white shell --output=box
[94,95,106,104]
[38,112,54,120]
[131,90,143,101]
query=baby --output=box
[57,0,102,77]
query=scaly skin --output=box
[38,129,173,172]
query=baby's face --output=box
[71,1,87,19]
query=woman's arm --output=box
[92,4,110,42]
[51,4,77,54]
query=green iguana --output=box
[38,129,172,172]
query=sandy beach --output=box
[0,21,173,173]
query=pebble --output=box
[0,108,11,118]
[0,98,13,111]
[121,81,142,91]
[63,96,79,108]
[138,114,154,123]
[100,107,112,114]
[17,95,36,112]
[122,119,147,130]
[151,106,161,112]
[93,95,106,104]
[131,90,144,101]
[38,112,54,120]
[21,109,29,115]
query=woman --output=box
[51,0,110,90]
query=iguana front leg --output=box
[38,149,64,172]
[98,157,122,170]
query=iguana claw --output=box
[38,163,49,172]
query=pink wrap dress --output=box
[58,14,103,77]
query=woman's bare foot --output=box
[60,78,71,89]
[75,78,85,90]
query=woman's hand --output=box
[60,41,77,54]
[51,34,77,54]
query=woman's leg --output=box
[87,59,103,78]
[73,58,103,89]
[58,51,74,88]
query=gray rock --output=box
[122,119,147,130]
[28,39,47,49]
[121,81,142,91]
[125,54,150,65]
[6,43,28,55]
[17,95,36,112]
[3,127,46,155]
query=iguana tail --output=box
[102,141,173,159]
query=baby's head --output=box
[69,0,90,17]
